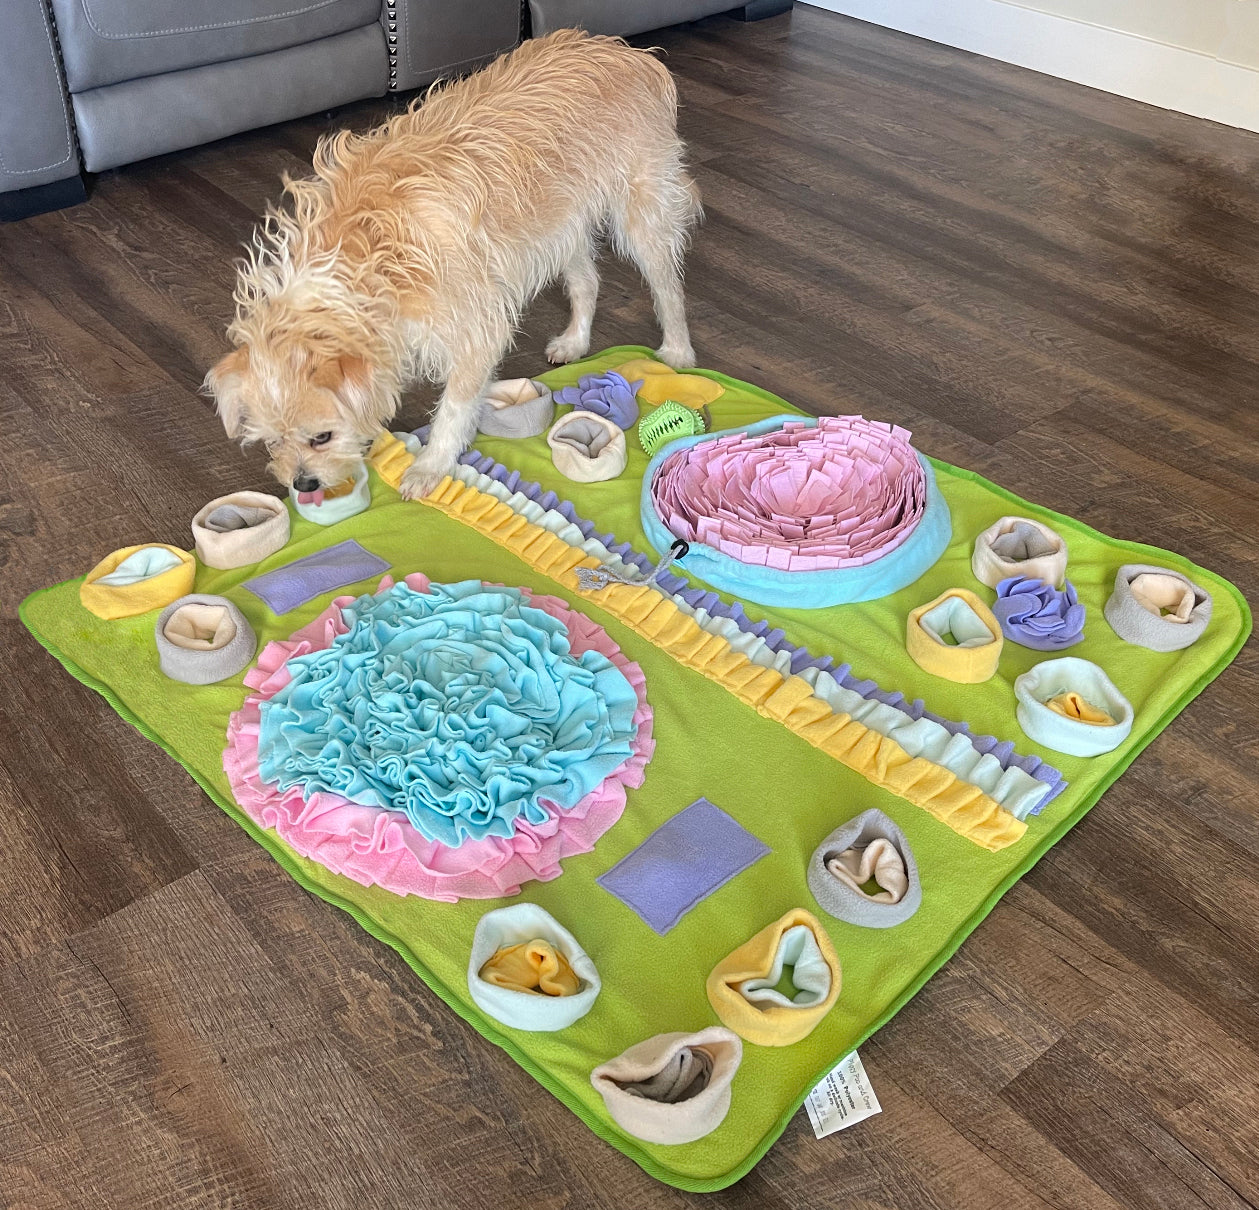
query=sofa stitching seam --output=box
[0,0,74,176]
[76,0,351,40]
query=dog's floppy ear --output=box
[311,354,393,430]
[203,345,252,440]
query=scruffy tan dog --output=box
[205,30,701,500]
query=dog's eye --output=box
[310,431,333,448]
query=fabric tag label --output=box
[804,1051,881,1139]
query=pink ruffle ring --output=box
[640,415,952,608]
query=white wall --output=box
[1011,0,1259,68]
[805,0,1259,133]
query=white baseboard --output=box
[803,0,1259,134]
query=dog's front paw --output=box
[546,332,590,365]
[656,340,696,369]
[399,456,452,501]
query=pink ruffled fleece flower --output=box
[650,416,928,572]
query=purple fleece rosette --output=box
[554,371,644,430]
[993,575,1086,651]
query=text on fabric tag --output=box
[804,1050,881,1139]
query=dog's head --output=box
[204,335,395,494]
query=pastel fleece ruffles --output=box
[642,416,952,608]
[468,903,600,1031]
[591,1027,743,1145]
[478,379,555,439]
[191,491,290,569]
[1014,657,1134,757]
[807,808,921,928]
[80,544,196,619]
[906,589,1003,683]
[386,429,1067,815]
[256,580,641,848]
[155,594,256,684]
[1104,564,1212,652]
[223,575,653,901]
[547,410,628,482]
[972,516,1068,588]
[290,461,371,525]
[706,909,841,1046]
[371,434,1043,848]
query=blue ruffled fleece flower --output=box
[257,580,639,848]
[553,371,643,429]
[992,575,1086,651]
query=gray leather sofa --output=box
[529,0,791,38]
[1,0,521,219]
[3,0,790,220]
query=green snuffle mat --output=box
[21,348,1251,1191]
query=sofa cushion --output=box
[528,0,736,38]
[390,0,520,91]
[72,24,387,172]
[50,0,382,92]
[0,0,78,191]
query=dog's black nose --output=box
[292,474,321,493]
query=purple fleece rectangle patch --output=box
[597,798,770,935]
[243,540,390,614]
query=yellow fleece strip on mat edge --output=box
[369,434,1026,852]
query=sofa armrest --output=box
[0,0,80,194]
[386,0,520,93]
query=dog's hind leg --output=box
[616,165,701,368]
[546,242,600,365]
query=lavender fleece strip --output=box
[416,429,1067,811]
[597,798,771,935]
[244,539,391,615]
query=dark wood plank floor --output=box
[3,7,1258,1206]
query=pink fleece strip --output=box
[223,574,654,901]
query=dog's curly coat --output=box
[205,30,702,500]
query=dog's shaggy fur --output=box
[205,30,701,499]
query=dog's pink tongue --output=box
[297,489,325,506]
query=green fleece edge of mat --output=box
[19,346,1252,1193]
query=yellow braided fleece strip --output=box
[369,436,1027,851]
